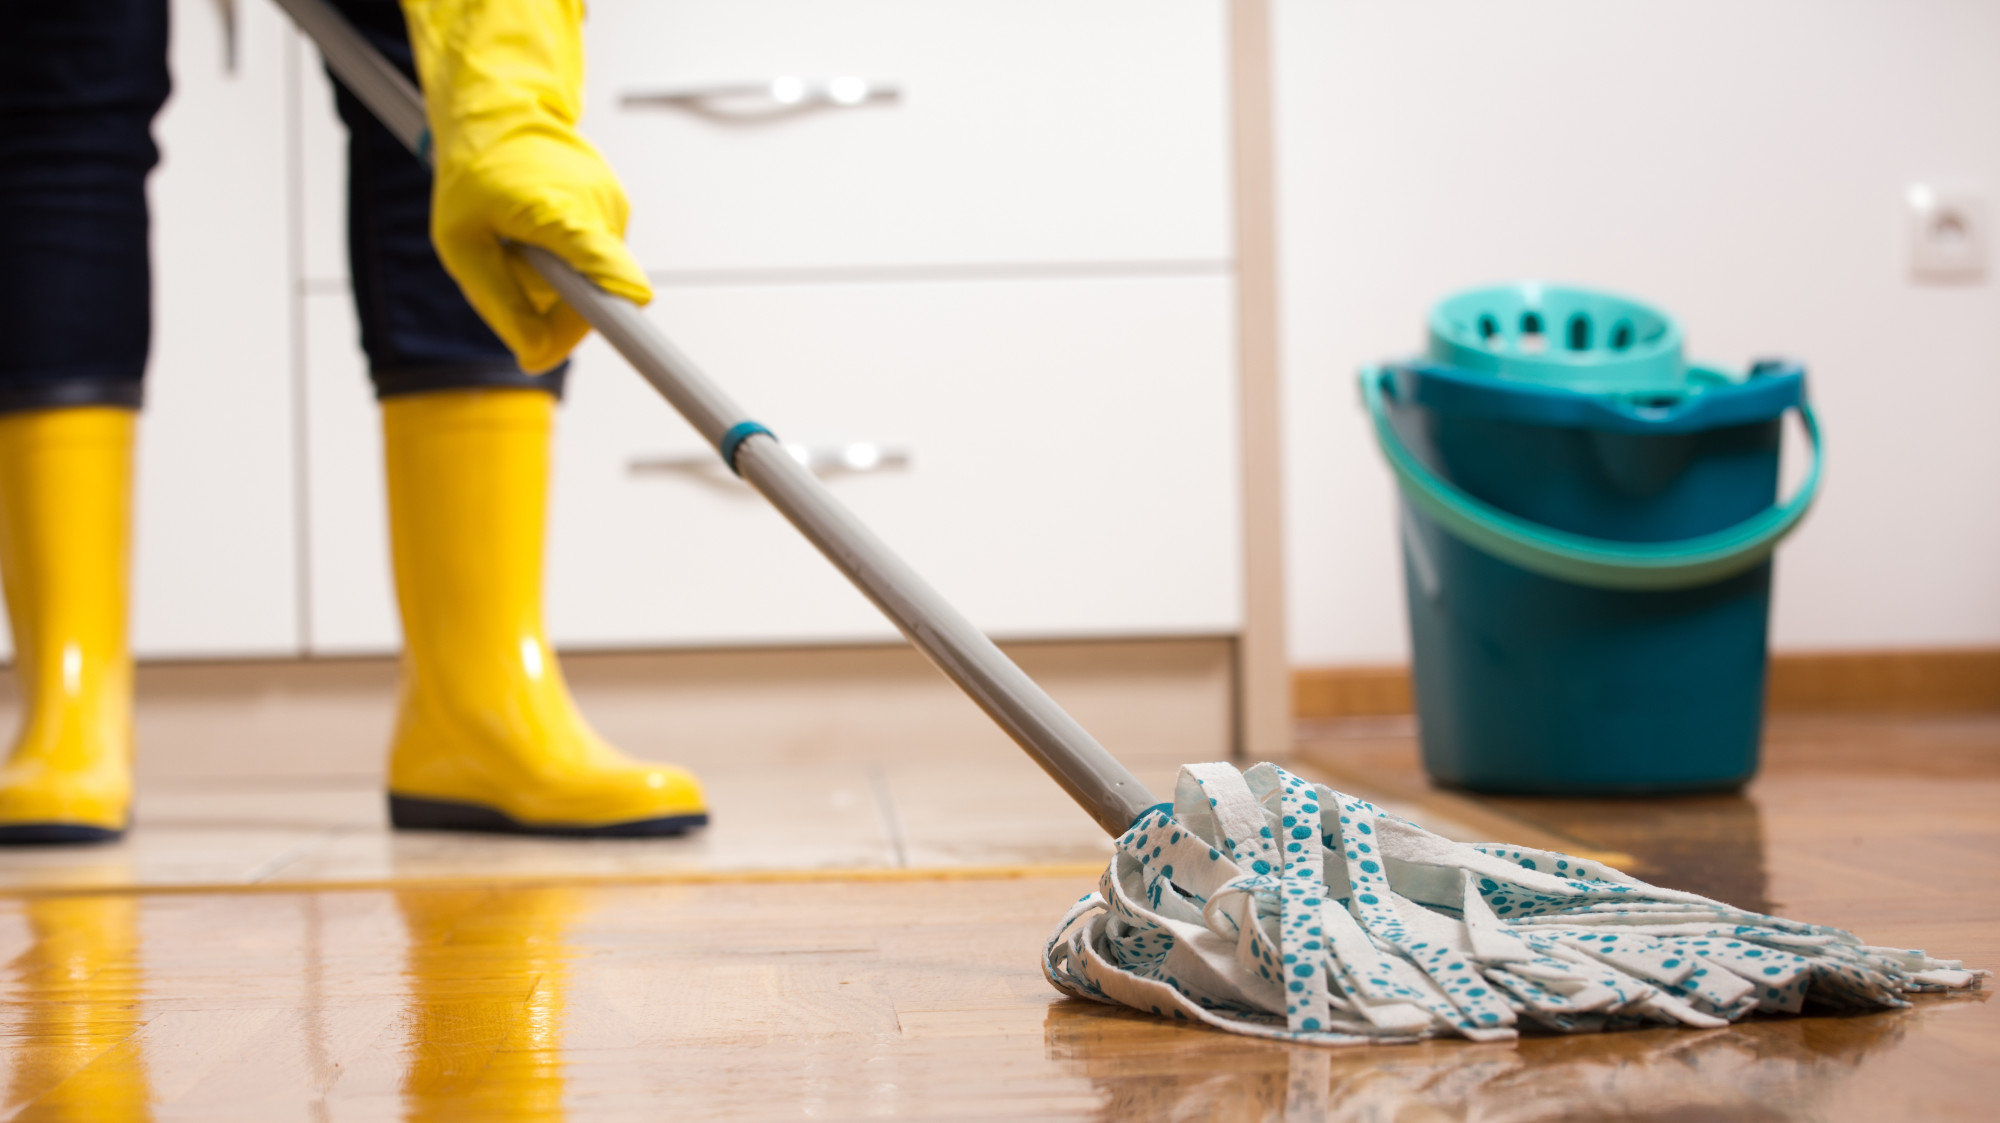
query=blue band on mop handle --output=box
[415,128,432,167]
[1127,802,1175,832]
[718,421,776,476]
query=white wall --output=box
[1275,0,2000,665]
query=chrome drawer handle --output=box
[631,441,910,484]
[621,77,900,120]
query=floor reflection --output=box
[396,886,587,1123]
[1480,791,1771,912]
[3,893,151,1121]
[1293,719,1780,913]
[1043,992,1940,1122]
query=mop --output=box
[276,0,1985,1045]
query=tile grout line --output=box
[866,765,910,869]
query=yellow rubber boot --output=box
[0,408,135,844]
[10,896,151,1118]
[382,388,706,836]
[398,885,581,1118]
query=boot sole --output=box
[387,794,708,838]
[0,822,125,845]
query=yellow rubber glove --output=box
[400,0,652,374]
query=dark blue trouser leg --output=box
[0,0,563,412]
[327,0,566,399]
[0,0,169,414]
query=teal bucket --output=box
[1361,284,1824,794]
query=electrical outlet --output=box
[1906,184,1987,283]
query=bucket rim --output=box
[1358,363,1825,591]
[1386,358,1805,435]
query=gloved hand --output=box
[400,0,651,374]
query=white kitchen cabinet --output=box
[0,2,1243,671]
[290,1,1242,656]
[132,0,301,659]
[297,27,352,288]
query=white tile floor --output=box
[0,754,1498,892]
[0,763,1117,891]
[0,644,1254,890]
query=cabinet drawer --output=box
[541,274,1241,647]
[586,0,1232,273]
[302,276,1238,654]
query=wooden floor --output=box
[1,713,1995,1120]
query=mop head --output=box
[1044,762,1986,1044]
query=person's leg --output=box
[0,0,166,842]
[329,0,704,835]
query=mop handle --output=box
[271,0,1160,837]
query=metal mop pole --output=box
[271,0,1160,836]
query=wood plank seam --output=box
[0,863,1112,901]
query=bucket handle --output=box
[1360,364,1824,591]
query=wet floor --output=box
[0,713,1994,1120]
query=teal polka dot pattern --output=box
[1042,762,1987,1045]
